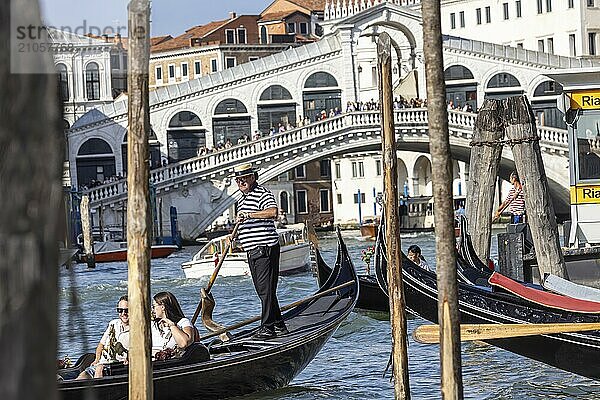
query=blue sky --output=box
[39,0,270,37]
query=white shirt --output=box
[151,317,193,355]
[99,319,130,363]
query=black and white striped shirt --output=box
[237,184,279,251]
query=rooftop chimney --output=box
[229,11,237,19]
[102,34,109,42]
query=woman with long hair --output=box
[151,291,194,356]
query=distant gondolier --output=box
[234,163,288,339]
[494,171,525,223]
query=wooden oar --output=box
[198,280,354,341]
[492,188,522,222]
[413,322,600,344]
[191,222,241,326]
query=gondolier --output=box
[234,163,288,339]
[494,171,525,224]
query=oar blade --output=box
[413,322,600,344]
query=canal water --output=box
[59,230,600,399]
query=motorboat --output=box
[181,224,311,278]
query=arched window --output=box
[169,111,203,127]
[260,26,267,44]
[260,85,293,101]
[56,63,69,101]
[304,72,338,88]
[215,99,248,114]
[78,138,112,155]
[444,65,474,81]
[487,73,520,88]
[85,62,101,100]
[533,80,563,97]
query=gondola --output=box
[57,229,359,400]
[375,225,600,380]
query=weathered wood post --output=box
[127,1,153,399]
[0,0,63,398]
[378,32,410,399]
[465,99,504,260]
[503,96,568,279]
[80,195,96,268]
[421,0,464,398]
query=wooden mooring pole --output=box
[465,99,504,260]
[0,0,64,398]
[377,32,410,400]
[80,195,96,268]
[421,0,464,398]
[127,1,153,399]
[503,96,567,279]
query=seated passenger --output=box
[407,245,432,272]
[77,295,130,379]
[151,292,194,358]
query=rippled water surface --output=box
[59,230,600,399]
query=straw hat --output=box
[233,163,256,177]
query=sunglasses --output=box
[235,176,251,183]
[116,308,129,314]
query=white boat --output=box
[181,224,311,278]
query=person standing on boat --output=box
[493,171,525,224]
[77,295,129,379]
[234,163,288,340]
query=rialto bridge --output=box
[66,2,596,239]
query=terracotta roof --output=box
[259,10,308,22]
[287,0,327,11]
[151,19,230,53]
[151,35,173,47]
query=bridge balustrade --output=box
[82,108,568,207]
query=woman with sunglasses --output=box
[77,295,130,379]
[151,291,194,357]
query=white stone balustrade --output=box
[325,0,420,21]
[82,108,569,207]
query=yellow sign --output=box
[570,91,600,110]
[571,185,600,204]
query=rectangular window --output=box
[237,28,246,44]
[155,66,162,81]
[111,53,120,69]
[168,64,175,79]
[296,190,308,214]
[569,33,576,56]
[459,11,465,27]
[337,193,342,204]
[225,57,236,69]
[299,22,308,35]
[225,29,235,44]
[450,13,456,29]
[371,66,378,87]
[335,163,341,179]
[588,0,595,7]
[194,60,201,76]
[537,0,543,13]
[287,22,296,34]
[320,189,331,213]
[249,56,259,62]
[375,160,381,176]
[590,32,597,55]
[320,159,331,178]
[210,59,218,73]
[295,165,306,178]
[503,3,509,19]
[352,162,357,178]
[546,0,552,12]
[476,8,482,24]
[181,62,188,78]
[516,0,522,17]
[568,0,574,8]
[353,193,366,204]
[538,39,545,52]
[358,161,364,177]
[547,37,554,54]
[485,6,491,23]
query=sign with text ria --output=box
[571,185,600,204]
[570,91,600,110]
